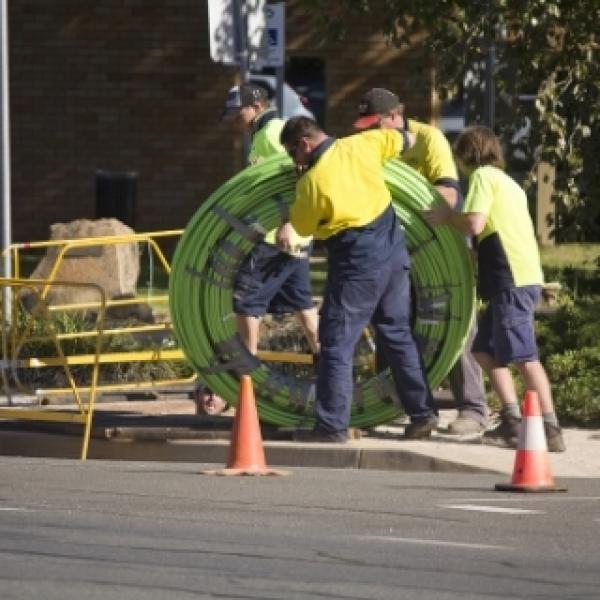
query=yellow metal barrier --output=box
[5,230,199,397]
[3,229,314,405]
[0,278,106,459]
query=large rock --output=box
[27,218,140,307]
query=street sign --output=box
[207,0,285,68]
[257,3,285,69]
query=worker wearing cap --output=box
[281,116,437,442]
[222,84,287,165]
[353,87,488,436]
[221,83,319,356]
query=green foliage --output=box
[546,348,600,425]
[536,298,600,359]
[535,296,600,424]
[308,0,600,241]
[543,267,600,297]
[541,243,600,296]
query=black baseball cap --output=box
[221,83,269,119]
[353,88,403,129]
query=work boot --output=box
[447,414,486,436]
[483,414,521,448]
[545,422,566,453]
[404,416,438,440]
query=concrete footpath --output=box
[1,395,599,477]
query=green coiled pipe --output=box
[169,154,474,428]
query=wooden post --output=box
[536,161,555,245]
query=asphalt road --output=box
[0,457,599,599]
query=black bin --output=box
[95,169,138,228]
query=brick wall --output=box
[287,2,434,136]
[8,1,433,242]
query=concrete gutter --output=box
[1,398,599,477]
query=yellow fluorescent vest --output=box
[465,165,544,288]
[248,115,286,165]
[402,119,458,183]
[290,129,404,240]
[248,112,311,253]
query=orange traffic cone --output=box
[201,375,289,476]
[495,390,566,492]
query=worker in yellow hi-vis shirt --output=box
[281,116,436,443]
[196,84,319,415]
[353,88,488,437]
[221,83,318,354]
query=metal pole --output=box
[275,65,284,119]
[0,0,11,270]
[233,0,250,158]
[274,2,285,119]
[0,0,12,326]
[232,0,249,84]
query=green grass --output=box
[540,244,600,297]
[540,244,600,270]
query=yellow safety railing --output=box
[2,229,317,406]
[0,278,106,459]
[5,230,199,397]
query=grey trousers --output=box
[447,323,488,425]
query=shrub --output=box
[536,298,600,360]
[535,296,600,425]
[546,348,600,425]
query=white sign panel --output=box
[207,0,285,68]
[256,2,285,68]
[208,0,236,65]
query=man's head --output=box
[221,83,271,129]
[353,88,405,130]
[280,116,326,171]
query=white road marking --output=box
[440,504,544,515]
[360,536,512,550]
[0,507,32,512]
[449,496,600,503]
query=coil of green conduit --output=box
[169,154,475,428]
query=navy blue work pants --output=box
[315,243,436,434]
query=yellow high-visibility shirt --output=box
[402,119,458,184]
[290,129,405,240]
[248,111,311,253]
[465,165,544,299]
[248,114,286,165]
